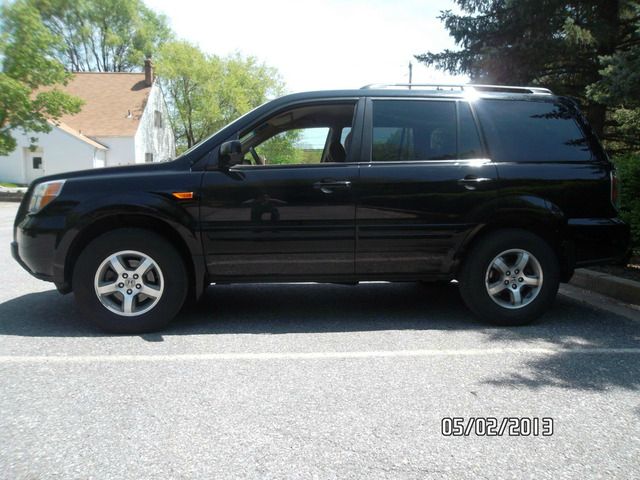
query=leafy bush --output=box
[613,154,640,252]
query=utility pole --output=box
[408,62,413,89]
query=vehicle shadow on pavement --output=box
[178,282,482,334]
[0,282,480,338]
[0,283,639,394]
[478,297,640,393]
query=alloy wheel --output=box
[484,248,543,310]
[93,250,164,316]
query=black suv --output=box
[12,84,631,333]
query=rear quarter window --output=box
[475,99,593,162]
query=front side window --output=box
[239,103,356,166]
[474,99,592,162]
[372,100,457,162]
[254,127,330,165]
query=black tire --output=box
[459,229,560,326]
[73,228,188,333]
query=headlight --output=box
[28,180,66,213]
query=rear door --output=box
[356,98,498,276]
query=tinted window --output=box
[239,103,355,166]
[458,102,483,159]
[475,100,592,162]
[372,100,456,161]
[254,128,330,165]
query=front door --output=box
[199,101,362,280]
[356,98,498,276]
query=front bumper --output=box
[12,209,68,290]
[11,234,54,282]
[11,240,53,282]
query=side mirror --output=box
[219,140,243,169]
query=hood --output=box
[28,160,184,187]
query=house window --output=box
[145,153,154,163]
[32,156,43,169]
[154,110,162,128]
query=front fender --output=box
[51,191,202,291]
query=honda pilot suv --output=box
[12,84,631,333]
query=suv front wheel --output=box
[73,228,188,333]
[459,229,560,326]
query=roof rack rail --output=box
[360,83,553,95]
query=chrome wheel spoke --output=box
[493,257,509,274]
[96,282,119,295]
[509,288,522,306]
[521,274,540,286]
[109,255,127,275]
[134,257,154,278]
[488,281,507,296]
[139,284,161,299]
[122,294,134,314]
[513,251,529,273]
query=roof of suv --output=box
[276,86,559,103]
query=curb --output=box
[0,194,24,202]
[0,190,25,202]
[570,268,640,306]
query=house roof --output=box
[50,120,108,150]
[52,73,153,137]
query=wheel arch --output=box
[61,214,206,301]
[453,210,574,282]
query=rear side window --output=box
[372,100,457,161]
[475,100,592,162]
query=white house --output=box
[0,60,175,185]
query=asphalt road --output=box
[0,202,639,479]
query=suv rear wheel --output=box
[459,229,560,326]
[73,228,188,333]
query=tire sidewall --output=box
[73,229,187,333]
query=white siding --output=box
[134,83,175,163]
[0,127,99,185]
[93,136,136,166]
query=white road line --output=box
[0,347,640,364]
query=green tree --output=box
[415,0,638,141]
[0,0,83,156]
[256,130,302,164]
[587,2,640,152]
[156,41,285,152]
[32,0,172,72]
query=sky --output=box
[144,0,467,94]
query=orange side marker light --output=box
[172,192,194,200]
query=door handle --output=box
[313,180,352,194]
[457,175,494,190]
